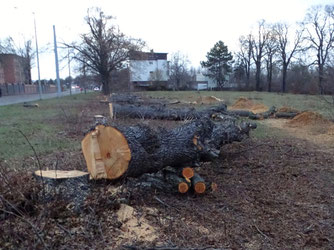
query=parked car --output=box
[94,86,100,91]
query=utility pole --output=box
[33,12,42,100]
[68,48,71,95]
[53,25,61,97]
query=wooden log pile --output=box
[132,166,217,194]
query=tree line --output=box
[231,5,334,94]
[0,5,333,95]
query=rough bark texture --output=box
[111,103,227,120]
[84,117,255,180]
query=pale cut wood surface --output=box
[82,125,131,180]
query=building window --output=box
[149,61,153,65]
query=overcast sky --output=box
[1,0,333,80]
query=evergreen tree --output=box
[201,41,233,88]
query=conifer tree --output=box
[201,41,233,88]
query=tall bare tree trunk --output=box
[281,64,288,93]
[102,75,111,95]
[318,63,325,95]
[255,61,261,91]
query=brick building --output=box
[0,53,28,96]
[0,54,27,84]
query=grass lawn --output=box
[0,93,98,161]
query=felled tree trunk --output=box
[228,106,276,120]
[110,103,227,120]
[81,117,255,180]
[275,112,299,119]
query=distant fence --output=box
[0,84,57,96]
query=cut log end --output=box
[178,182,189,193]
[194,182,206,194]
[81,125,131,180]
[182,167,195,179]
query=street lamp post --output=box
[33,12,42,100]
[53,25,61,97]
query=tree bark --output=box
[111,103,227,121]
[281,64,288,93]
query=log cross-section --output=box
[81,125,131,179]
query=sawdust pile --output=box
[326,125,334,135]
[116,204,158,245]
[196,96,224,104]
[230,97,268,114]
[277,106,300,113]
[287,111,330,127]
[286,111,334,136]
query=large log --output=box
[275,112,299,119]
[82,117,255,180]
[110,103,227,120]
[228,106,276,120]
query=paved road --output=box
[0,89,82,106]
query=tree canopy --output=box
[201,41,233,88]
[67,8,145,94]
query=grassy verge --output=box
[0,93,98,161]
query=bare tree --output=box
[264,27,278,92]
[169,52,191,90]
[251,20,270,91]
[304,5,334,94]
[237,34,253,88]
[18,40,34,84]
[273,23,304,93]
[0,37,16,54]
[66,8,145,95]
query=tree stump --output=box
[33,170,89,211]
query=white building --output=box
[193,70,237,90]
[195,73,217,90]
[129,51,169,88]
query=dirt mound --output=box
[230,97,268,113]
[278,106,300,113]
[287,111,330,127]
[196,96,224,104]
[327,125,334,135]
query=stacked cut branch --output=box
[133,167,216,194]
[81,117,255,183]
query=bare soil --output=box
[1,95,334,249]
[230,97,269,114]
